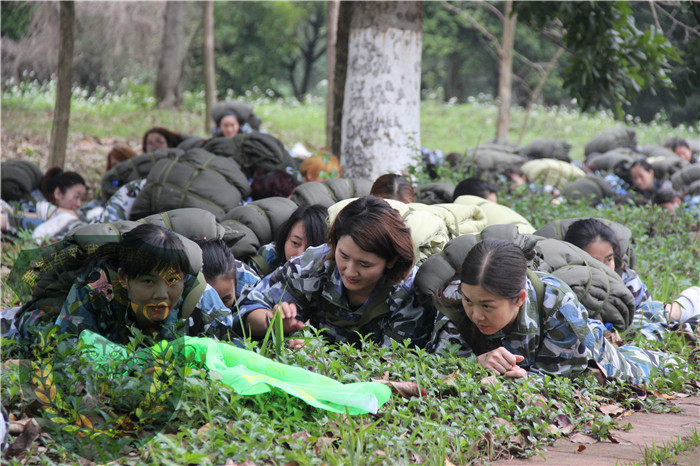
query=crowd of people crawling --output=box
[1,103,698,388]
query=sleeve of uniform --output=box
[56,282,99,336]
[380,269,434,348]
[429,312,475,358]
[622,268,651,310]
[235,260,261,303]
[237,245,328,322]
[187,284,241,339]
[529,280,594,379]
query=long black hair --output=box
[40,167,86,204]
[194,237,237,282]
[274,204,329,261]
[564,218,624,276]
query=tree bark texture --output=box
[326,0,340,152]
[495,1,516,141]
[341,1,423,179]
[330,1,353,158]
[202,0,216,133]
[155,1,186,109]
[49,1,75,169]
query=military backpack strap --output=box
[180,271,207,320]
[249,254,273,277]
[526,269,550,356]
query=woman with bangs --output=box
[42,224,239,344]
[238,196,433,347]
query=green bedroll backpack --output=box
[584,127,637,157]
[10,219,207,337]
[1,160,43,202]
[586,147,639,173]
[453,195,536,234]
[129,148,251,221]
[671,163,700,195]
[211,101,262,132]
[520,158,586,189]
[291,178,373,208]
[639,144,677,159]
[649,155,687,180]
[559,175,616,207]
[415,224,635,333]
[101,148,182,200]
[458,148,527,181]
[518,138,572,162]
[223,197,299,246]
[328,197,451,265]
[415,182,455,205]
[203,133,298,179]
[535,217,637,270]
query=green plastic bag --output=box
[79,331,391,415]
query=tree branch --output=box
[657,4,700,38]
[440,0,503,56]
[648,0,662,31]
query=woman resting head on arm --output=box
[239,196,426,347]
[433,238,678,384]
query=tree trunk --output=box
[49,1,75,169]
[325,0,339,151]
[202,0,216,133]
[155,1,186,109]
[495,1,516,141]
[341,1,423,179]
[329,1,352,157]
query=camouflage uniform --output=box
[49,267,240,344]
[234,259,262,306]
[238,244,433,347]
[97,179,147,223]
[621,267,651,312]
[429,272,677,384]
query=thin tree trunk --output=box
[49,1,75,169]
[329,1,351,158]
[155,2,186,109]
[496,1,516,141]
[341,1,423,179]
[202,0,216,133]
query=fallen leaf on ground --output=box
[568,432,597,444]
[370,379,427,398]
[442,371,460,386]
[553,414,574,434]
[599,403,625,416]
[5,418,41,458]
[575,444,586,453]
[445,457,457,466]
[197,423,212,436]
[279,431,311,444]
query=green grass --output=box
[1,83,699,464]
[635,429,700,466]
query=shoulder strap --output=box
[181,271,207,320]
[249,254,273,277]
[526,269,549,355]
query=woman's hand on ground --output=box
[477,347,525,375]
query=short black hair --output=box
[453,178,497,201]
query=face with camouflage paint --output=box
[119,267,185,328]
[461,283,527,335]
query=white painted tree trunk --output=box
[341,1,423,179]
